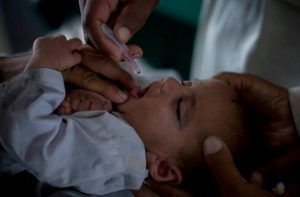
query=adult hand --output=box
[62,45,142,104]
[204,136,275,197]
[79,0,159,60]
[56,89,112,115]
[214,72,300,193]
[1,46,141,105]
[214,72,298,150]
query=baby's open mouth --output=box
[129,86,149,98]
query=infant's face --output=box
[117,77,242,161]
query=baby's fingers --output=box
[68,38,84,66]
[68,38,84,51]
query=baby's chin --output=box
[115,96,139,114]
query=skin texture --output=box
[214,72,298,150]
[117,77,246,184]
[56,89,113,115]
[4,35,298,195]
[0,42,141,104]
[79,0,159,60]
[203,136,275,197]
[61,77,248,195]
[25,35,83,71]
[214,72,300,196]
[128,73,300,196]
[0,54,31,82]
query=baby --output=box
[0,35,252,196]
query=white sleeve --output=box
[289,87,300,136]
[0,68,147,195]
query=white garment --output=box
[191,0,300,88]
[0,68,147,196]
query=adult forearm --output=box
[0,53,31,82]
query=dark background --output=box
[0,0,202,79]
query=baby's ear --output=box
[147,152,183,185]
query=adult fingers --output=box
[113,0,159,43]
[56,97,72,115]
[127,44,143,58]
[79,47,137,90]
[213,72,288,120]
[71,89,113,112]
[213,72,298,148]
[204,136,248,194]
[81,0,122,60]
[204,136,275,197]
[62,66,128,103]
[56,89,112,114]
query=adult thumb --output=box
[204,136,248,194]
[113,0,158,42]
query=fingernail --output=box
[117,27,131,43]
[182,80,193,86]
[118,90,128,101]
[204,136,222,154]
[132,52,142,58]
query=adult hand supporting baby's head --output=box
[204,136,275,197]
[213,72,300,194]
[213,72,298,150]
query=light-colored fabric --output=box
[289,87,300,136]
[0,53,7,57]
[191,0,300,88]
[190,0,265,79]
[0,68,147,196]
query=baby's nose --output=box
[160,77,180,93]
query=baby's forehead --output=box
[192,78,235,95]
[190,79,239,123]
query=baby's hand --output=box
[26,35,83,71]
[56,89,112,115]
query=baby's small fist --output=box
[26,35,84,71]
